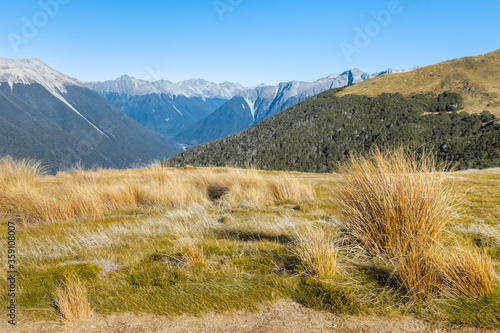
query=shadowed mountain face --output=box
[174,69,408,147]
[0,58,182,172]
[97,92,227,139]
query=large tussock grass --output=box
[336,147,493,298]
[336,147,455,257]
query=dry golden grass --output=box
[0,156,47,186]
[335,147,493,298]
[191,167,315,206]
[441,246,493,297]
[181,245,207,267]
[0,160,314,225]
[269,176,317,203]
[53,276,91,325]
[4,157,498,327]
[335,147,456,258]
[294,226,337,280]
[395,247,444,299]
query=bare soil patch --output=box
[4,299,499,333]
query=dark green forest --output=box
[168,89,500,172]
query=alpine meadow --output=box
[1,1,500,332]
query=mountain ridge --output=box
[86,75,246,100]
[167,50,500,172]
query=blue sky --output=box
[1,0,499,86]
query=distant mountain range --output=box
[87,68,411,146]
[0,58,182,172]
[86,76,246,138]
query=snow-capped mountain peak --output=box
[0,57,107,135]
[0,57,83,93]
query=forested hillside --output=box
[168,89,499,172]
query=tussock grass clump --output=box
[294,227,337,280]
[0,156,47,186]
[336,147,493,298]
[0,160,315,225]
[54,276,92,325]
[336,146,456,257]
[269,176,317,203]
[177,240,207,267]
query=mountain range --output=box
[87,69,410,146]
[86,76,246,138]
[0,58,182,172]
[173,68,409,146]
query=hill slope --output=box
[167,89,499,172]
[338,49,500,116]
[0,58,182,172]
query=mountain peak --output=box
[0,57,83,93]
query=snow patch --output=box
[172,105,183,115]
[243,98,256,121]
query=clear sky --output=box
[1,0,499,86]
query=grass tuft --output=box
[335,146,493,299]
[294,226,337,280]
[441,246,493,297]
[53,276,92,325]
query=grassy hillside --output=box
[1,156,499,330]
[338,49,500,116]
